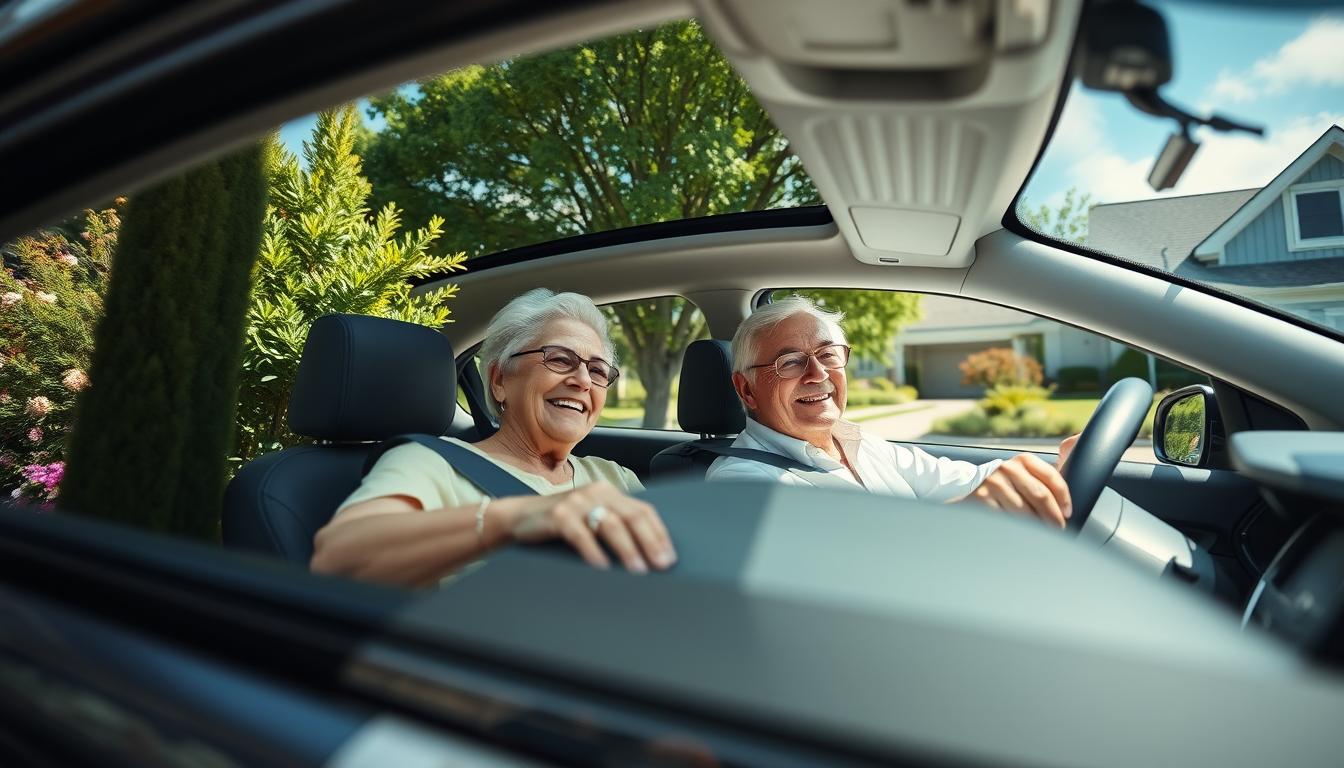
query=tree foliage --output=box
[0,205,119,504]
[1019,186,1092,245]
[63,146,267,539]
[236,106,467,459]
[787,290,923,366]
[361,20,818,427]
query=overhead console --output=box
[1232,432,1344,667]
[695,0,1077,268]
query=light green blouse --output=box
[336,436,644,516]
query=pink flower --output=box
[0,454,12,467]
[35,291,56,304]
[61,369,89,392]
[27,427,42,442]
[1,292,21,307]
[56,252,78,267]
[25,396,51,419]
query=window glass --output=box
[770,290,1208,463]
[346,19,818,262]
[1296,190,1343,240]
[596,296,708,431]
[1016,2,1344,335]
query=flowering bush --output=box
[0,204,119,501]
[958,347,1043,391]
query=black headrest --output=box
[288,314,457,441]
[677,339,745,436]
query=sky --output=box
[1024,3,1344,209]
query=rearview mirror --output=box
[1153,384,1219,468]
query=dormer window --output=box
[1286,180,1344,250]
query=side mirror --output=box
[1153,384,1222,468]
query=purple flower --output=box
[27,426,42,442]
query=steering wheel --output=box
[1061,377,1154,533]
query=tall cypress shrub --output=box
[62,145,266,539]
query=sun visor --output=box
[849,207,961,258]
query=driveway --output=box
[858,399,978,440]
[857,399,1158,464]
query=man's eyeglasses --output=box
[748,344,850,380]
[510,345,620,388]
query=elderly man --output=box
[705,297,1078,528]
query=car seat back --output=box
[222,314,458,563]
[650,339,746,479]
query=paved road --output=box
[856,399,1159,464]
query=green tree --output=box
[789,290,923,368]
[0,204,120,503]
[63,147,267,539]
[1019,186,1092,245]
[361,20,818,427]
[236,106,467,460]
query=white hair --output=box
[730,296,847,377]
[477,288,616,418]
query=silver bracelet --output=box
[475,496,490,541]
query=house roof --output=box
[1191,125,1344,261]
[1183,257,1344,289]
[1087,188,1257,272]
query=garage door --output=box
[912,341,1011,398]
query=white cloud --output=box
[1050,88,1104,156]
[1200,16,1344,105]
[1065,112,1344,204]
[1208,71,1257,104]
[1252,17,1344,92]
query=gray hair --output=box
[477,288,616,419]
[730,296,846,377]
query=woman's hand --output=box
[492,481,677,573]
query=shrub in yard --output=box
[235,106,467,463]
[845,382,918,408]
[979,384,1052,416]
[1055,365,1102,393]
[959,347,1043,390]
[894,385,918,402]
[0,204,120,504]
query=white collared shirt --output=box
[705,417,1001,502]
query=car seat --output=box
[222,314,458,564]
[649,339,746,479]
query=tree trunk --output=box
[637,355,678,429]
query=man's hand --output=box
[1057,433,1080,469]
[967,452,1073,529]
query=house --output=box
[886,125,1344,398]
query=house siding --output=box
[1225,154,1344,265]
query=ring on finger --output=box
[586,505,608,532]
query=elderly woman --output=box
[311,289,676,586]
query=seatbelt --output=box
[457,364,498,440]
[681,441,862,491]
[362,434,536,498]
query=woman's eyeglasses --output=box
[511,345,619,388]
[747,344,850,380]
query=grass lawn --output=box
[1045,396,1159,436]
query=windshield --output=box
[278,20,819,260]
[1017,3,1344,335]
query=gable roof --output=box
[1088,189,1257,272]
[1191,125,1344,262]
